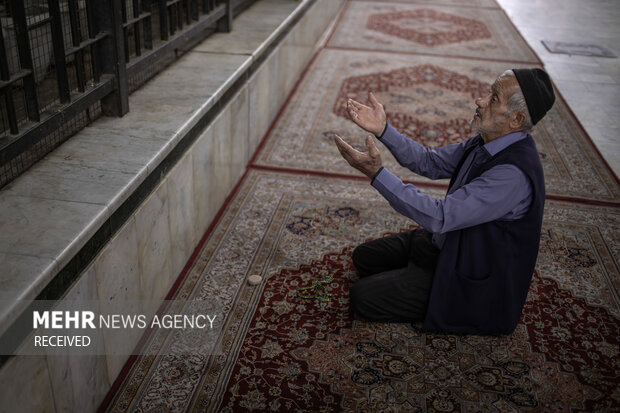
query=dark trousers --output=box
[350,229,440,322]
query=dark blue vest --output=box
[423,134,545,334]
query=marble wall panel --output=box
[304,0,345,51]
[230,85,250,185]
[93,216,142,384]
[266,46,285,132]
[0,355,55,413]
[47,264,110,413]
[167,152,198,278]
[134,182,173,303]
[212,103,235,211]
[248,70,265,153]
[280,16,311,103]
[249,50,277,152]
[191,127,218,241]
[282,23,306,96]
[275,40,294,114]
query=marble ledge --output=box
[0,254,59,337]
[165,53,253,151]
[0,197,110,332]
[251,0,319,60]
[86,51,252,167]
[194,0,301,56]
[2,159,144,213]
[0,194,108,258]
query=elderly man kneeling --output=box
[335,68,555,335]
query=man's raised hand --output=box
[346,92,387,137]
[334,134,382,179]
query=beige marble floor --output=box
[496,0,620,177]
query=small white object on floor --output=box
[247,274,262,286]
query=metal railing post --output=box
[92,0,129,116]
[0,20,19,134]
[9,0,40,121]
[47,0,71,103]
[217,0,232,32]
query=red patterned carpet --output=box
[104,0,620,412]
[106,172,619,412]
[328,2,538,62]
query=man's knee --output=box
[352,243,371,275]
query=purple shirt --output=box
[372,124,533,249]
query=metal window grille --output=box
[0,0,251,188]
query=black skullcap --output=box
[512,68,555,125]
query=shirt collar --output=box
[482,130,529,157]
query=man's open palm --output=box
[334,134,382,179]
[346,92,387,137]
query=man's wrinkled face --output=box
[471,75,520,142]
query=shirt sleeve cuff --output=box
[370,166,385,185]
[377,123,401,146]
[376,122,389,139]
[371,167,402,195]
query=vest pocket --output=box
[453,273,502,330]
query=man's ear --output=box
[510,111,527,130]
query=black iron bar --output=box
[47,0,71,103]
[0,71,31,90]
[191,0,198,21]
[120,0,130,62]
[168,3,175,36]
[177,2,183,30]
[10,0,40,121]
[123,12,151,27]
[217,0,232,32]
[2,92,19,135]
[0,22,11,81]
[67,0,86,92]
[63,33,108,57]
[160,0,168,40]
[186,0,192,25]
[26,16,53,31]
[108,0,130,115]
[141,0,153,49]
[0,25,19,134]
[91,0,129,116]
[132,0,141,56]
[84,0,102,83]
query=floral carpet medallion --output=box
[366,9,492,47]
[328,2,538,62]
[332,64,490,150]
[254,49,620,202]
[107,171,620,412]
